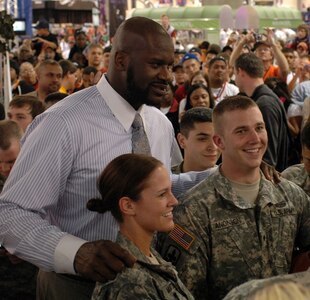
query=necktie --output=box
[131,113,151,155]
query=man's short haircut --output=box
[301,122,310,149]
[83,66,98,75]
[45,92,68,106]
[213,95,258,133]
[9,95,45,119]
[180,107,213,138]
[59,59,77,78]
[86,43,103,53]
[0,120,22,150]
[35,59,61,75]
[208,55,227,68]
[235,52,264,78]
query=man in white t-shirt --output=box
[208,56,239,106]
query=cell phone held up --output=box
[253,33,263,42]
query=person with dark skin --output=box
[0,17,211,300]
[0,17,279,300]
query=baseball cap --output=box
[181,52,199,64]
[253,41,271,51]
[34,19,49,29]
[189,47,201,55]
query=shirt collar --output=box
[96,75,145,132]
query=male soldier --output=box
[158,95,310,300]
[0,120,38,299]
[282,122,310,196]
[172,107,220,173]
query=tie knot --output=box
[132,113,143,129]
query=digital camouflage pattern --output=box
[157,168,310,300]
[92,233,194,300]
[223,269,310,300]
[282,163,310,196]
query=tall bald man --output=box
[0,17,213,300]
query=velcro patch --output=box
[169,224,195,250]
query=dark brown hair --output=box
[9,95,45,119]
[87,154,163,222]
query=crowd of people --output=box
[0,14,309,300]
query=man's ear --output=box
[213,134,225,151]
[177,132,186,149]
[114,51,129,71]
[119,196,136,216]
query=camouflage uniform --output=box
[171,162,184,174]
[157,168,310,300]
[92,233,194,300]
[282,163,310,196]
[223,269,310,300]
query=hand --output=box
[260,161,281,184]
[242,32,255,45]
[74,240,136,283]
[265,28,276,45]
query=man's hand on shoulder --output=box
[260,161,281,184]
[74,240,136,282]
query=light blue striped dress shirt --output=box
[0,75,215,273]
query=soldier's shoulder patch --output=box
[169,224,195,251]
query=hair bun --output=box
[87,198,110,213]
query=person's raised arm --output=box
[266,28,289,81]
[229,33,255,69]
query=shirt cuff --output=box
[54,234,87,274]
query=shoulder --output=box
[177,171,219,213]
[44,86,105,119]
[93,267,156,299]
[282,164,304,178]
[275,177,309,205]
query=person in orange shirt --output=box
[229,29,289,82]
